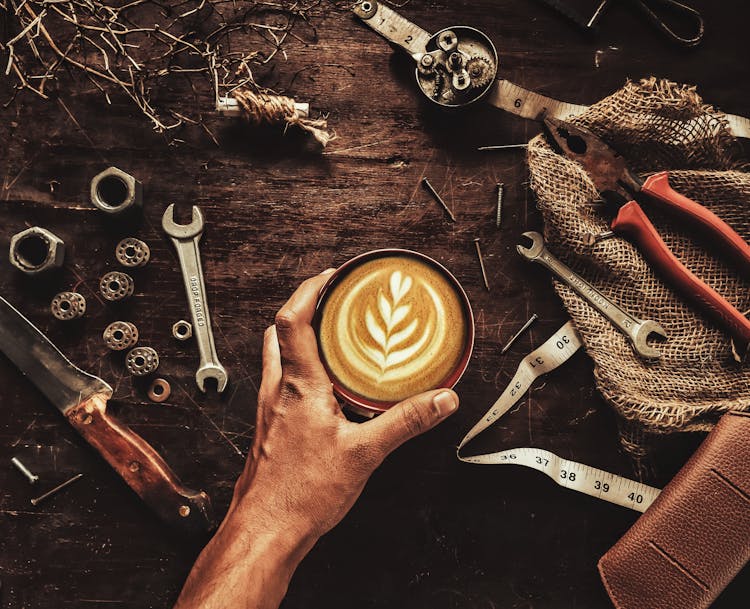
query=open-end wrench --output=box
[517,231,667,359]
[162,204,228,392]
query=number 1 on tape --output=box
[458,321,661,512]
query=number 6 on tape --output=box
[458,321,661,512]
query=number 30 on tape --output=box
[457,321,661,513]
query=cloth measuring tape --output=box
[353,1,750,139]
[457,321,661,512]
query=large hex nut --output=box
[9,227,65,275]
[90,167,142,215]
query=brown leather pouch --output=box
[598,411,750,609]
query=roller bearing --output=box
[115,238,150,268]
[103,321,139,351]
[51,292,86,320]
[100,271,134,302]
[125,346,159,376]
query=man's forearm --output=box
[174,498,319,609]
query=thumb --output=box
[364,389,459,458]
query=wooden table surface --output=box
[1,1,748,607]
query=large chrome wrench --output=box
[162,204,228,392]
[517,231,667,359]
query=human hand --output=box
[174,269,459,609]
[231,268,460,538]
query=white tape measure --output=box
[353,1,750,139]
[457,321,661,512]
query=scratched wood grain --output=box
[1,1,748,608]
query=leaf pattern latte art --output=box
[358,271,432,374]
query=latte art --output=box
[318,253,471,406]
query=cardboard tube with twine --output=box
[217,89,334,148]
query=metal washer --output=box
[51,292,86,320]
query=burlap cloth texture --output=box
[527,78,750,462]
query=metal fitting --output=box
[103,321,139,351]
[125,346,159,376]
[90,167,142,215]
[9,227,65,275]
[147,378,171,403]
[99,271,135,302]
[172,320,193,341]
[51,292,86,320]
[115,238,150,268]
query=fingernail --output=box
[433,391,458,417]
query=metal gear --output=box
[466,55,494,89]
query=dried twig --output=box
[0,0,322,134]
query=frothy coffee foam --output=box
[318,254,469,404]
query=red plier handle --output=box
[611,200,750,350]
[640,171,750,276]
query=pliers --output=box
[542,116,750,357]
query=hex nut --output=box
[9,227,65,275]
[100,271,135,302]
[90,167,142,215]
[51,292,86,320]
[115,238,150,268]
[103,321,139,351]
[125,346,159,376]
[172,320,193,341]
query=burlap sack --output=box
[527,78,750,461]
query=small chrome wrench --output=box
[517,231,667,359]
[162,204,228,392]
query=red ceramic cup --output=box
[313,249,475,417]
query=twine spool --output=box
[218,89,334,148]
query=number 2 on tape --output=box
[457,321,661,513]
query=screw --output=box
[583,230,615,246]
[477,144,529,151]
[30,473,84,506]
[420,54,434,68]
[422,178,456,222]
[501,314,539,354]
[473,238,490,291]
[496,183,504,228]
[11,457,39,484]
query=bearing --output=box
[125,346,159,376]
[103,321,139,351]
[115,238,150,268]
[100,271,135,302]
[51,292,86,320]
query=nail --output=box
[501,314,539,354]
[473,238,490,291]
[30,473,84,506]
[477,144,529,151]
[422,178,456,222]
[433,391,458,416]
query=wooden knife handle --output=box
[641,171,750,276]
[67,393,214,535]
[611,200,750,348]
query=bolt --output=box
[583,230,615,246]
[420,54,434,68]
[421,178,456,222]
[30,473,84,506]
[473,238,490,291]
[11,457,39,484]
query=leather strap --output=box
[598,411,750,609]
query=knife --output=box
[0,295,214,534]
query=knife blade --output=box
[0,296,214,534]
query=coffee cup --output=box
[314,249,474,416]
